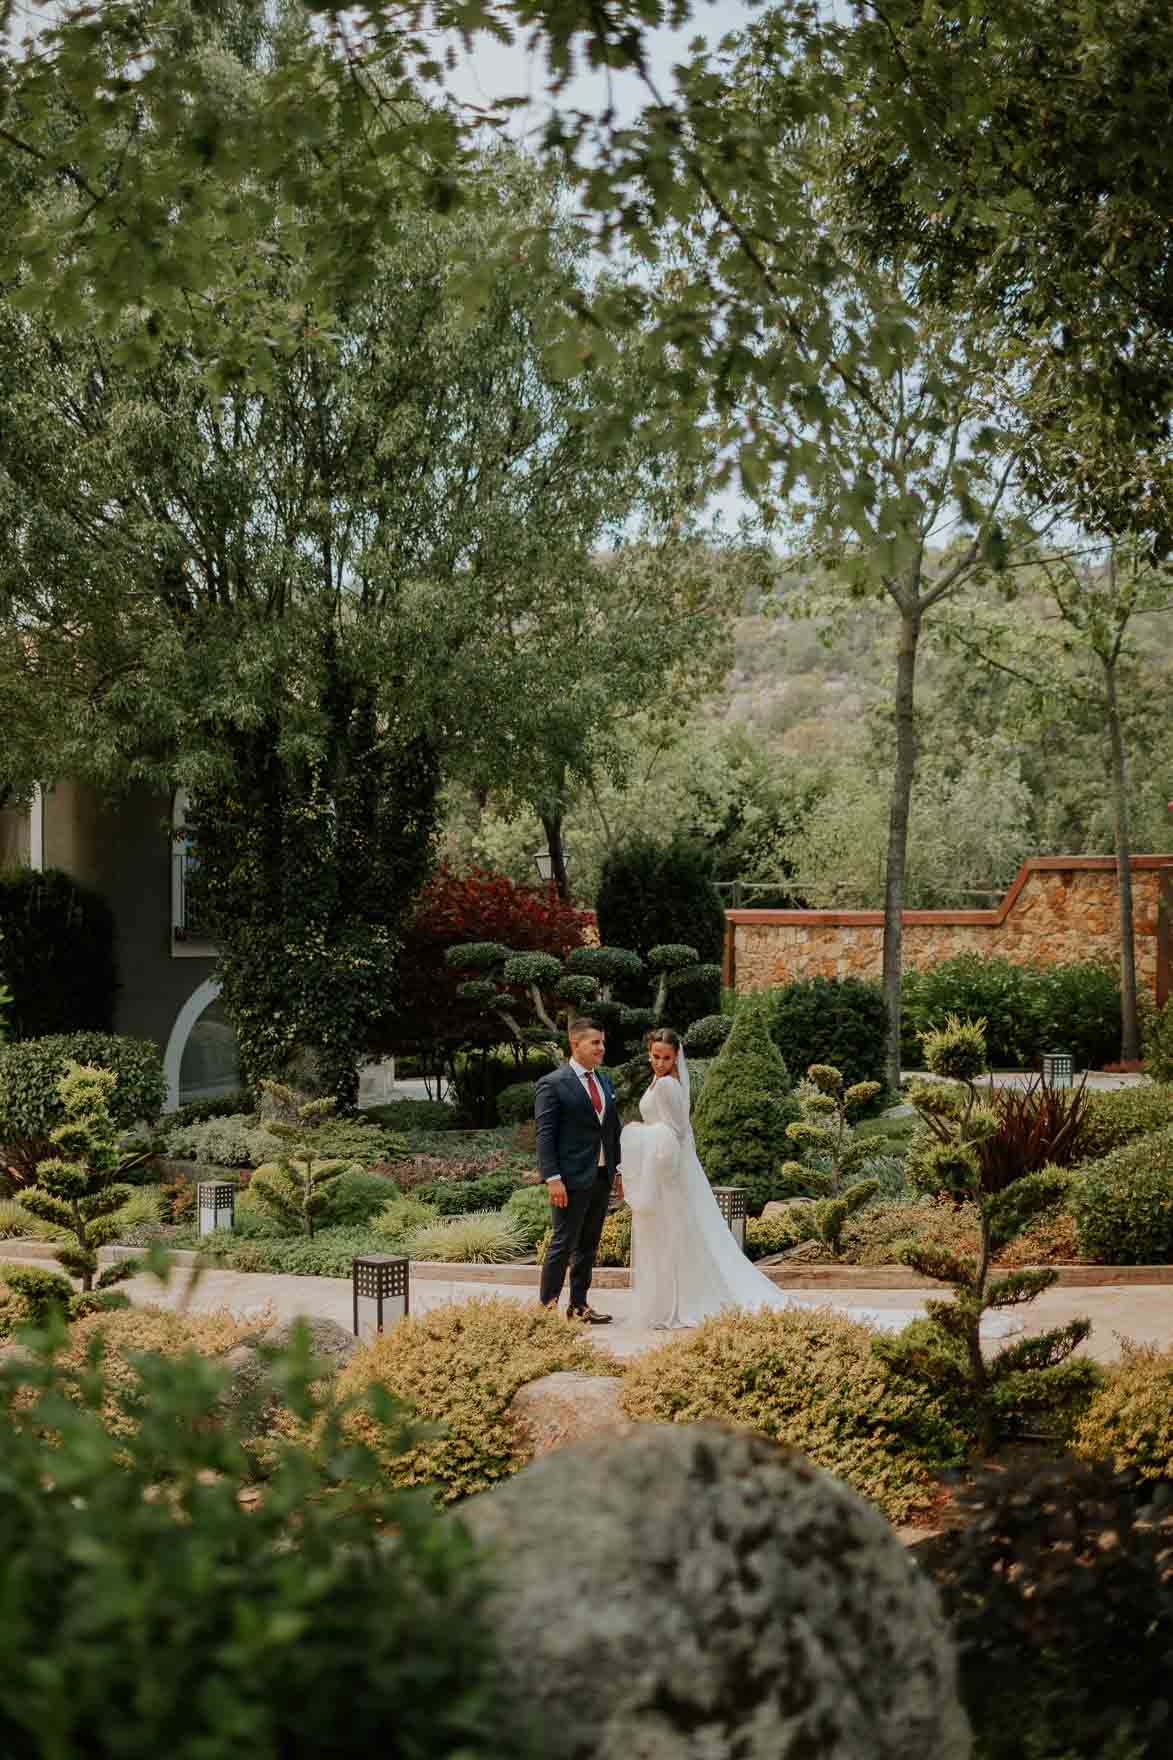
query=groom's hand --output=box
[547,1176,568,1208]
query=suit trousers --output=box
[539,1167,613,1309]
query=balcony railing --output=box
[173,849,213,943]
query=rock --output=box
[459,1424,970,1760]
[761,1197,820,1217]
[509,1373,634,1459]
[218,1315,358,1439]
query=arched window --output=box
[171,788,212,950]
[163,978,242,1109]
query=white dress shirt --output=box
[569,1057,607,1164]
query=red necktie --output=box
[586,1071,604,1119]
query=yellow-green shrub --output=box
[836,1200,980,1266]
[1073,1343,1173,1479]
[335,1297,604,1502]
[620,1305,969,1521]
[536,1205,631,1267]
[1075,1083,1173,1162]
[745,1209,814,1259]
[59,1304,270,1434]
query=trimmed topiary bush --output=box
[1074,1082,1173,1162]
[0,1032,165,1185]
[0,865,117,1039]
[0,1261,77,1336]
[321,1167,398,1228]
[768,976,888,1095]
[620,1306,968,1522]
[363,1098,456,1132]
[691,991,801,1213]
[595,834,725,981]
[683,1013,733,1056]
[334,1297,603,1501]
[1073,1343,1173,1480]
[495,1080,538,1126]
[1073,1125,1173,1263]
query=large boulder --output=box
[459,1424,970,1760]
[218,1315,358,1439]
[508,1372,634,1459]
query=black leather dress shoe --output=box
[567,1304,613,1324]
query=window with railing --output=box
[172,790,214,950]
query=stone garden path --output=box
[4,1250,1171,1363]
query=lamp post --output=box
[712,1186,748,1251]
[196,1179,236,1235]
[1041,1049,1075,1089]
[352,1254,410,1340]
[533,847,570,883]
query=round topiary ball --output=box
[458,1424,971,1760]
[684,1013,734,1055]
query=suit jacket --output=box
[535,1063,622,1190]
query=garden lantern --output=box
[196,1180,235,1235]
[712,1186,748,1251]
[352,1254,410,1339]
[1041,1048,1074,1089]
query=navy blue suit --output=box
[535,1062,621,1309]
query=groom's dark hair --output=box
[568,1017,603,1042]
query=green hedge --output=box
[495,1080,538,1126]
[414,1168,529,1214]
[0,866,117,1039]
[0,1032,166,1184]
[901,953,1122,1071]
[1073,1126,1173,1264]
[1075,1084,1173,1163]
[767,976,887,1094]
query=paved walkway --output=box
[4,1253,1168,1363]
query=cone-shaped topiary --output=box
[691,992,801,1214]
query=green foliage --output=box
[691,991,800,1214]
[321,1169,399,1229]
[502,1182,552,1249]
[595,834,726,981]
[0,1314,529,1759]
[164,1113,284,1169]
[784,1064,885,1195]
[879,1019,1092,1452]
[1076,1083,1173,1162]
[369,1195,439,1250]
[209,1228,389,1277]
[0,1032,165,1185]
[1142,998,1173,1083]
[400,1210,527,1264]
[19,1063,145,1291]
[1073,1126,1173,1264]
[363,1099,456,1133]
[683,1013,733,1056]
[535,1205,631,1268]
[621,1306,968,1523]
[902,954,1123,1071]
[337,1297,603,1502]
[0,1262,76,1335]
[768,977,888,1094]
[0,982,10,1044]
[1074,1344,1173,1481]
[0,866,117,1039]
[929,1459,1173,1760]
[248,1090,355,1239]
[812,1178,881,1257]
[414,1167,529,1215]
[495,1080,538,1125]
[0,1198,63,1241]
[563,945,644,994]
[744,1209,814,1260]
[168,1090,256,1130]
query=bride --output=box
[620,1027,923,1334]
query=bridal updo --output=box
[647,1027,682,1052]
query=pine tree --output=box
[691,992,800,1214]
[249,1086,352,1238]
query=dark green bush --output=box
[691,990,800,1214]
[902,953,1123,1072]
[768,976,888,1094]
[364,1098,456,1132]
[928,1457,1173,1760]
[414,1168,528,1215]
[596,833,725,983]
[322,1167,399,1227]
[449,1048,556,1127]
[0,1032,166,1185]
[1075,1083,1173,1163]
[683,1014,733,1056]
[0,866,117,1039]
[495,1080,538,1126]
[1073,1126,1173,1263]
[169,1089,256,1130]
[0,1322,530,1760]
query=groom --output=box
[535,1017,621,1323]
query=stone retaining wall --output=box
[727,855,1173,1003]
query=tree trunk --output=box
[882,597,922,1092]
[540,810,571,903]
[1103,655,1141,1061]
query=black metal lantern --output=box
[352,1254,410,1339]
[196,1179,235,1236]
[712,1186,748,1251]
[1041,1048,1074,1089]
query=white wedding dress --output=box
[620,1055,926,1335]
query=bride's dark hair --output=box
[647,1027,682,1050]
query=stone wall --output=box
[728,856,1173,1006]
